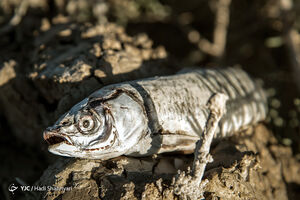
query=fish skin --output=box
[43,67,268,159]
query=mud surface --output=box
[34,125,300,200]
[0,0,299,199]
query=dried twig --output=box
[184,0,231,59]
[198,0,231,58]
[284,29,300,93]
[192,93,228,183]
[0,0,29,36]
[171,93,228,200]
[279,0,300,92]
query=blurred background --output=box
[0,0,299,199]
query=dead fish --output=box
[43,67,268,159]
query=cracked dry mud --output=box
[36,125,300,200]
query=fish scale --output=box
[131,68,266,137]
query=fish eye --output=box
[78,115,96,134]
[82,120,90,128]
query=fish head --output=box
[43,89,148,159]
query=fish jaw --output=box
[48,142,78,157]
[43,130,77,157]
[43,124,124,159]
[43,131,73,145]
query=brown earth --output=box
[35,125,300,200]
[0,0,299,199]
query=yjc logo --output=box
[20,186,31,191]
[8,183,18,194]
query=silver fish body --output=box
[43,67,268,159]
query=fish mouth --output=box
[43,131,72,146]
